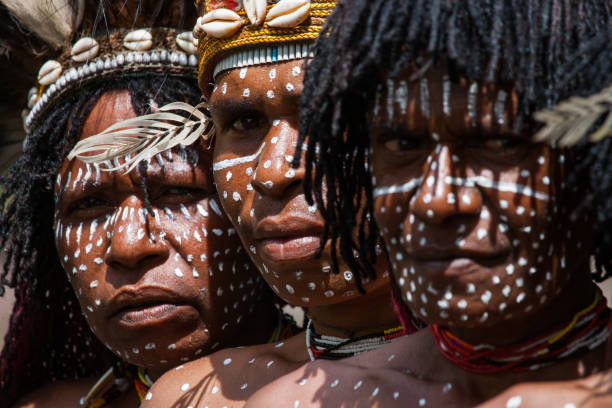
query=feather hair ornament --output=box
[533,83,612,147]
[67,101,214,173]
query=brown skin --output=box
[245,67,608,407]
[16,90,276,407]
[140,60,399,408]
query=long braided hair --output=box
[0,74,203,406]
[296,0,612,290]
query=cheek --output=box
[213,160,257,227]
[54,216,111,323]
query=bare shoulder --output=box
[142,332,308,408]
[477,370,612,408]
[246,330,472,408]
[246,355,469,408]
[12,377,97,408]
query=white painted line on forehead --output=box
[213,142,267,171]
[444,176,549,201]
[374,176,549,201]
[373,178,423,198]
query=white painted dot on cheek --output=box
[221,82,227,94]
[266,90,275,99]
[242,88,250,97]
[145,392,153,400]
[506,395,522,408]
[239,67,248,79]
[90,280,99,288]
[223,358,232,366]
[292,66,301,76]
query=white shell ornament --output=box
[38,60,62,86]
[244,0,267,25]
[266,0,311,27]
[176,32,197,54]
[200,9,244,39]
[27,87,38,109]
[71,37,100,62]
[123,29,153,51]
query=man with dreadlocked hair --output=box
[0,1,286,407]
[245,1,612,407]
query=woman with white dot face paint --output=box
[245,1,612,407]
[0,2,284,407]
[72,1,419,406]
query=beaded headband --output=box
[193,0,335,97]
[23,27,199,134]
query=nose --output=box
[251,120,305,198]
[105,197,169,270]
[410,144,482,223]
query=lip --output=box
[254,215,325,263]
[107,287,193,326]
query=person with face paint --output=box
[68,0,417,406]
[245,1,612,407]
[0,1,286,407]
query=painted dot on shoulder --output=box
[181,383,190,392]
[419,398,426,406]
[241,383,248,390]
[393,392,400,400]
[211,385,219,394]
[563,403,576,408]
[506,395,522,408]
[275,342,285,348]
[372,387,379,397]
[266,90,275,99]
[294,401,300,408]
[248,357,256,364]
[145,392,153,400]
[266,360,274,368]
[442,383,452,393]
[298,378,307,386]
[292,66,301,76]
[353,380,362,390]
[286,82,295,92]
[330,379,339,387]
[242,88,250,97]
[223,358,232,366]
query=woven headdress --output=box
[14,1,200,136]
[69,0,336,170]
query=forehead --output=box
[210,60,305,100]
[374,66,521,139]
[80,90,137,139]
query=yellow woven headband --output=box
[194,0,336,97]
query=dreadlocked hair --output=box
[296,0,612,286]
[0,73,202,406]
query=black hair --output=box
[296,0,612,289]
[0,73,202,406]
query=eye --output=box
[155,186,209,204]
[230,114,265,132]
[384,137,424,152]
[481,138,524,150]
[66,196,112,217]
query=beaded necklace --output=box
[306,319,405,361]
[430,290,611,374]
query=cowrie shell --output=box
[267,0,310,28]
[27,87,38,109]
[244,0,267,25]
[38,60,62,86]
[123,29,153,51]
[70,37,99,62]
[200,9,244,39]
[176,32,197,54]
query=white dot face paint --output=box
[54,92,268,373]
[209,60,390,308]
[369,72,581,329]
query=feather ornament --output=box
[533,84,612,147]
[67,102,214,173]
